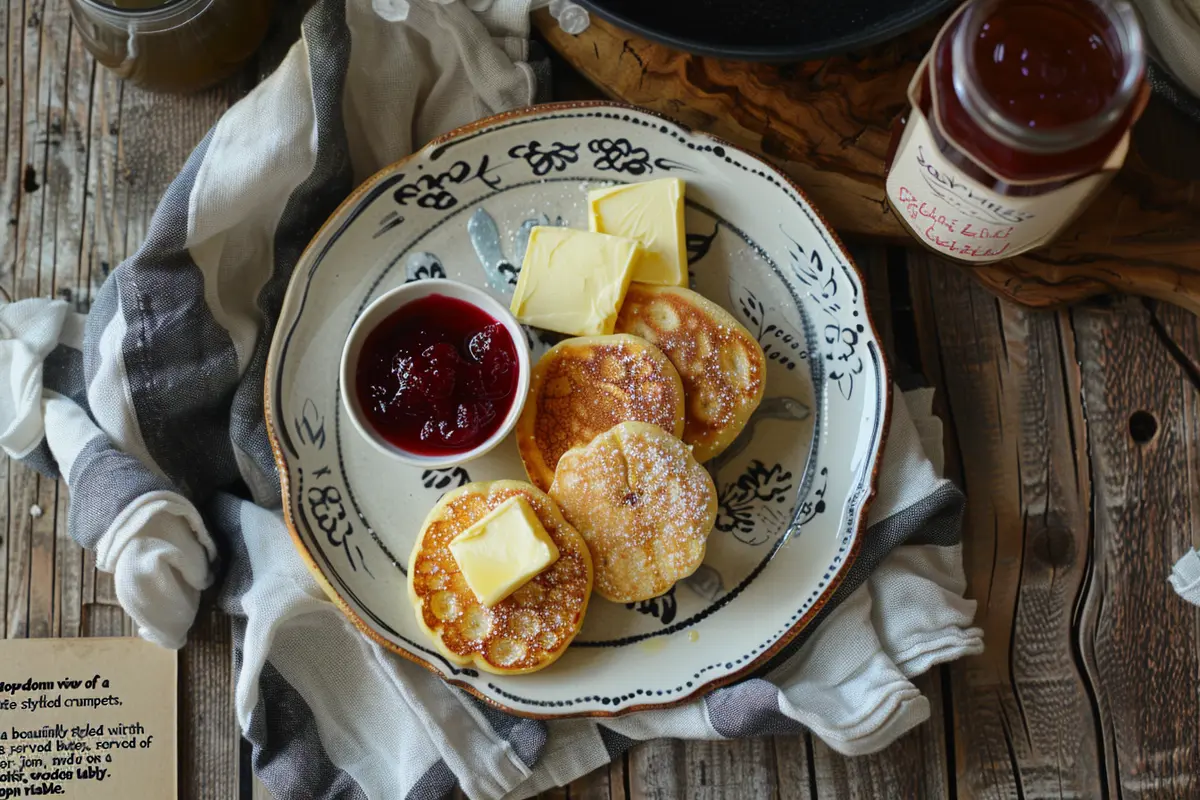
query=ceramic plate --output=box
[266,102,890,718]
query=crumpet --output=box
[516,334,685,491]
[615,284,766,462]
[550,421,717,603]
[407,480,592,675]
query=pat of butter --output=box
[510,226,641,336]
[588,178,688,287]
[448,496,560,607]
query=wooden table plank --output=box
[1072,298,1200,798]
[568,755,627,800]
[47,3,93,649]
[4,0,42,644]
[908,254,1105,798]
[81,64,129,312]
[906,252,1200,798]
[181,605,240,800]
[627,738,688,799]
[628,737,779,799]
[774,734,818,800]
[29,0,73,649]
[1143,300,1200,554]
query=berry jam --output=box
[355,294,519,456]
[972,1,1121,130]
[884,0,1144,263]
[923,0,1140,182]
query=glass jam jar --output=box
[68,0,274,94]
[885,0,1148,263]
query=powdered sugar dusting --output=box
[615,285,766,462]
[550,421,717,603]
[521,335,685,490]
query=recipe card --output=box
[0,638,176,799]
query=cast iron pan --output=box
[577,0,957,61]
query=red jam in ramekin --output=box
[355,294,520,456]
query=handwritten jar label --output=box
[885,110,1121,263]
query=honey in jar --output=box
[69,0,274,94]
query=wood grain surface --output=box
[535,10,1200,314]
[5,2,1200,799]
[907,259,1200,799]
[908,254,1105,798]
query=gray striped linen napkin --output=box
[0,1,984,797]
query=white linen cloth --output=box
[1170,549,1200,605]
[1133,0,1200,101]
[0,1,992,796]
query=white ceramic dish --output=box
[339,279,531,468]
[265,101,891,718]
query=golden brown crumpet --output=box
[516,334,686,491]
[407,481,593,675]
[615,284,766,462]
[550,422,717,604]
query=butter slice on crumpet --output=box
[588,178,688,287]
[447,495,560,607]
[510,226,641,337]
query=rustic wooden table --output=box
[3,2,1199,798]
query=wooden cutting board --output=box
[535,10,1200,314]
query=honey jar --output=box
[68,0,274,94]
